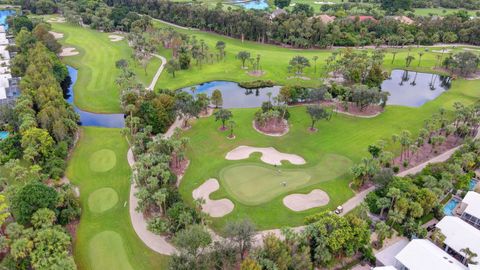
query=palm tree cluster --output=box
[132,127,203,235]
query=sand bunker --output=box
[225,145,306,165]
[283,189,330,211]
[432,49,452,54]
[108,35,124,42]
[59,47,79,57]
[47,17,66,23]
[192,179,234,217]
[48,31,64,40]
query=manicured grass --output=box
[180,75,480,230]
[413,8,479,16]
[153,19,477,91]
[66,127,169,270]
[49,22,162,113]
[220,153,351,205]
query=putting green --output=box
[88,188,119,213]
[219,154,352,205]
[89,149,117,172]
[89,231,134,270]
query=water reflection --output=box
[63,66,125,128]
[180,81,280,109]
[382,70,451,107]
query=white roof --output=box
[0,87,6,100]
[395,239,467,270]
[373,267,397,270]
[463,191,480,218]
[437,216,480,259]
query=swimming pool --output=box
[0,131,8,140]
[470,179,478,191]
[443,198,460,216]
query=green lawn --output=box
[66,127,169,270]
[220,153,352,205]
[49,22,162,113]
[153,19,475,91]
[413,8,479,16]
[180,76,480,231]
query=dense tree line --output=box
[170,211,372,269]
[0,15,80,270]
[99,0,480,48]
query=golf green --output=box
[89,231,134,270]
[88,188,119,213]
[89,149,117,172]
[219,154,352,205]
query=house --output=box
[348,15,377,23]
[388,16,415,25]
[459,191,480,229]
[436,216,480,265]
[270,8,287,20]
[394,239,467,270]
[314,14,336,24]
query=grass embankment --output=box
[66,127,169,270]
[153,19,474,90]
[180,78,480,231]
[50,23,162,113]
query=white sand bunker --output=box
[432,49,452,54]
[59,47,79,57]
[47,17,66,23]
[192,179,234,217]
[108,35,124,42]
[48,31,64,40]
[283,189,330,211]
[225,145,306,165]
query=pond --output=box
[181,81,281,109]
[381,70,451,107]
[232,0,269,9]
[0,10,15,30]
[64,66,125,128]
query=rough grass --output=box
[49,22,162,113]
[66,127,169,270]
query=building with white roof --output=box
[394,239,467,270]
[460,191,480,229]
[436,216,480,265]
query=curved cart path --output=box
[146,54,166,91]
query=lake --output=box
[64,66,125,128]
[180,81,281,109]
[381,70,451,107]
[232,0,269,9]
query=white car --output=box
[334,206,343,214]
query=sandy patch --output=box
[192,179,234,217]
[108,34,124,42]
[432,49,451,53]
[225,145,306,165]
[48,31,64,40]
[47,17,66,23]
[283,189,329,211]
[60,47,79,57]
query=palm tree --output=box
[387,187,401,209]
[417,52,424,67]
[430,228,446,246]
[237,51,250,68]
[387,209,405,227]
[228,120,236,138]
[376,197,391,218]
[391,51,397,64]
[460,247,478,265]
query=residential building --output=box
[436,216,480,265]
[394,239,467,270]
[459,191,480,229]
